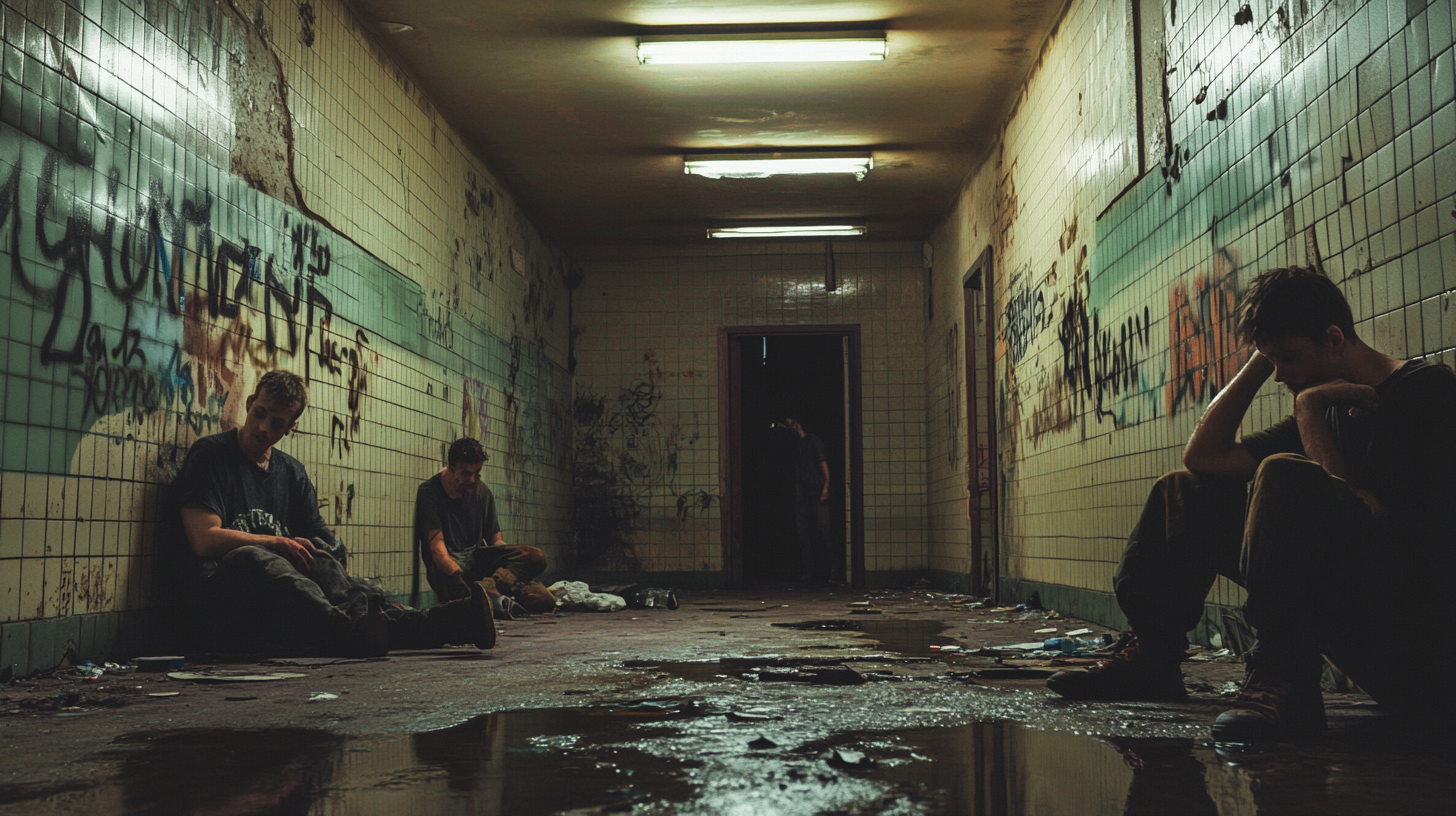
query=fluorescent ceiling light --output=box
[708,225,866,238]
[685,153,873,180]
[638,31,887,65]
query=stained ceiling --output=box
[344,1,1068,246]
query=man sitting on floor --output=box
[415,437,554,618]
[173,370,494,656]
[1047,266,1456,740]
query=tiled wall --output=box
[931,0,1456,632]
[0,0,572,675]
[571,241,928,582]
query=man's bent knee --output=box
[1252,453,1325,495]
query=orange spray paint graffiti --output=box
[1165,249,1248,416]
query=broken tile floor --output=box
[1,588,1451,815]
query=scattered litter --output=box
[262,657,372,667]
[847,602,871,608]
[747,735,779,750]
[74,663,105,679]
[825,749,875,768]
[136,656,187,672]
[147,692,181,698]
[1188,648,1235,662]
[930,645,963,653]
[727,710,780,723]
[756,665,866,686]
[848,608,883,615]
[167,671,307,683]
[224,696,258,702]
[308,692,340,702]
[1034,628,1057,635]
[1064,628,1093,637]
[548,581,626,612]
[1218,681,1243,697]
[973,667,1059,679]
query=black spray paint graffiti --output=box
[1058,286,1153,424]
[1003,276,1047,363]
[326,329,372,458]
[418,288,457,349]
[676,489,716,523]
[1,147,338,433]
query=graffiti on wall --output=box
[571,350,714,569]
[1003,269,1049,363]
[1166,249,1246,416]
[0,144,360,458]
[462,376,490,446]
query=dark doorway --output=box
[739,335,845,584]
[722,326,863,588]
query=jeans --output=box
[425,544,547,601]
[795,500,836,581]
[1116,454,1450,715]
[204,544,408,653]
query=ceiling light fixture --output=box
[685,153,873,180]
[708,225,867,238]
[638,30,887,65]
[380,21,415,33]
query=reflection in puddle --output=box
[5,704,1452,814]
[773,618,954,656]
[2,705,700,815]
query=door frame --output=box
[720,324,864,588]
[963,246,998,598]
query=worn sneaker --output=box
[1046,636,1188,701]
[1212,674,1325,742]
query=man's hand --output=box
[819,487,829,503]
[265,536,318,573]
[1296,379,1380,417]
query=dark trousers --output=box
[1117,454,1449,715]
[425,544,547,601]
[204,545,430,653]
[795,499,836,581]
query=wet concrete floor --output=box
[1,588,1450,814]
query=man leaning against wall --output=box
[1047,266,1456,742]
[169,370,496,656]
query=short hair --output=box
[447,437,486,467]
[253,370,308,419]
[1236,266,1357,345]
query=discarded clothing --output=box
[547,581,625,612]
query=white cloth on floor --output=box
[547,581,626,612]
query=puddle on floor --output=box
[3,700,1452,815]
[774,618,954,656]
[0,702,703,815]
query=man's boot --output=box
[478,576,527,620]
[423,581,496,649]
[490,567,519,596]
[515,581,558,614]
[1212,663,1325,742]
[1046,634,1188,701]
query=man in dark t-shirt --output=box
[1047,267,1456,740]
[173,371,495,655]
[415,437,549,618]
[784,417,837,583]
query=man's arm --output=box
[818,461,830,502]
[180,507,318,572]
[1292,379,1386,517]
[1182,352,1274,478]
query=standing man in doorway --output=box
[783,417,837,584]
